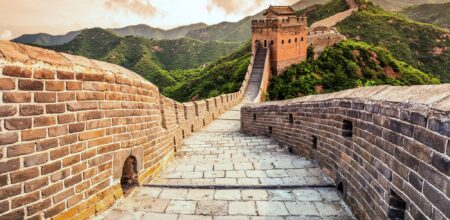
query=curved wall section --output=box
[241,85,450,220]
[0,41,245,220]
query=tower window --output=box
[253,114,256,121]
[342,120,353,138]
[289,114,294,124]
[268,126,273,134]
[264,40,267,47]
[388,190,406,220]
[295,38,298,43]
[288,39,291,43]
[282,40,284,44]
[301,37,304,42]
[270,40,274,45]
[312,136,317,149]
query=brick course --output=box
[241,85,450,219]
[0,41,246,219]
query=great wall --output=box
[0,1,449,220]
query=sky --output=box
[0,0,299,40]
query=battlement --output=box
[251,16,307,29]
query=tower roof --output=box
[263,6,296,16]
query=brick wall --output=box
[0,41,246,220]
[241,85,450,219]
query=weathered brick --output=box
[41,182,63,198]
[76,180,91,193]
[51,168,71,182]
[35,92,56,103]
[0,132,19,145]
[1,209,25,220]
[45,81,65,91]
[67,102,98,111]
[76,72,104,81]
[0,200,8,214]
[70,143,86,154]
[42,161,62,175]
[79,129,105,141]
[3,66,31,78]
[58,92,75,102]
[411,112,427,127]
[62,154,81,167]
[0,184,21,200]
[3,92,31,103]
[34,116,56,127]
[34,69,55,79]
[76,91,105,101]
[7,143,35,157]
[71,162,87,175]
[69,122,85,133]
[48,125,68,137]
[44,202,65,218]
[81,148,96,160]
[58,113,76,124]
[19,105,44,116]
[389,119,414,137]
[53,188,74,203]
[5,118,32,130]
[27,198,51,215]
[59,134,78,146]
[67,81,82,90]
[24,152,48,167]
[18,79,43,90]
[86,119,111,130]
[10,167,39,183]
[50,146,69,160]
[25,176,49,192]
[0,105,17,117]
[64,174,82,188]
[22,128,46,141]
[414,126,447,153]
[57,70,74,80]
[431,153,450,176]
[67,193,84,208]
[423,182,450,218]
[0,78,15,90]
[46,103,65,114]
[0,174,8,187]
[77,111,103,121]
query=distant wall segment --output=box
[241,85,450,219]
[0,41,247,220]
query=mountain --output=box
[12,23,208,46]
[46,28,241,91]
[163,42,252,101]
[368,0,450,11]
[108,23,208,39]
[12,30,82,46]
[296,0,349,25]
[401,2,450,29]
[336,0,450,82]
[185,0,331,42]
[268,40,439,100]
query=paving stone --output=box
[159,189,188,200]
[315,202,347,216]
[134,187,162,198]
[187,189,214,200]
[259,178,284,185]
[256,201,289,216]
[214,190,241,200]
[195,164,213,171]
[182,172,204,179]
[176,165,195,172]
[103,210,142,220]
[137,198,169,212]
[251,217,284,220]
[319,189,341,201]
[196,201,228,216]
[165,201,197,214]
[273,161,294,169]
[179,215,213,220]
[214,163,234,171]
[242,190,268,200]
[234,163,254,170]
[285,201,319,216]
[226,170,246,178]
[246,170,267,178]
[293,189,322,201]
[205,171,225,178]
[268,190,296,201]
[215,178,237,185]
[214,216,249,220]
[141,213,178,220]
[266,170,289,178]
[229,201,256,215]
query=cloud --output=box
[207,0,264,15]
[104,0,157,18]
[0,30,12,40]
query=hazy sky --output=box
[0,0,298,40]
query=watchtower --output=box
[251,6,308,74]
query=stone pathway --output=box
[99,103,354,220]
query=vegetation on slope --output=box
[297,0,349,25]
[401,2,450,29]
[268,40,439,100]
[336,0,450,82]
[163,42,252,102]
[48,28,241,91]
[368,0,450,11]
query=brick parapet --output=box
[241,85,450,219]
[0,40,245,219]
